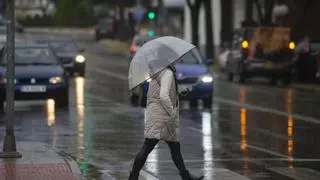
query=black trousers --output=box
[130,138,187,177]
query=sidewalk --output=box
[0,141,86,180]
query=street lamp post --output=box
[0,0,21,159]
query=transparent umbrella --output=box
[128,36,195,91]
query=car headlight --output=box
[201,75,213,83]
[49,76,63,84]
[75,55,85,63]
[0,78,17,84]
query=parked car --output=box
[0,43,69,112]
[224,27,295,85]
[292,36,320,83]
[130,48,214,108]
[95,17,115,41]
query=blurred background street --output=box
[1,0,320,180]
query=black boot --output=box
[180,170,204,180]
[128,171,138,180]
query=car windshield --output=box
[99,19,113,28]
[0,47,58,65]
[49,41,78,53]
[135,36,158,46]
[177,48,202,64]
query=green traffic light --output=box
[148,30,155,36]
[148,11,155,19]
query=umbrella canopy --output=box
[128,36,195,91]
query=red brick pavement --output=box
[0,163,77,180]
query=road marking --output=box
[87,67,127,80]
[238,143,290,158]
[215,97,320,125]
[141,170,160,180]
[268,167,320,180]
[144,158,320,163]
[189,127,291,159]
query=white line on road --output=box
[189,127,291,159]
[238,143,290,158]
[141,170,161,180]
[215,97,320,125]
[144,158,320,163]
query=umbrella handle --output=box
[180,90,189,96]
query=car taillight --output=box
[129,44,137,53]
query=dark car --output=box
[95,18,115,41]
[129,35,159,60]
[224,27,295,85]
[292,37,320,83]
[0,44,69,112]
[37,39,86,77]
[0,18,24,33]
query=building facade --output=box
[15,0,55,18]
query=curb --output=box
[25,28,94,35]
[292,84,320,92]
[56,151,87,179]
[57,151,117,180]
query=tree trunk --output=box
[186,0,203,46]
[221,0,233,48]
[245,0,254,21]
[191,8,200,46]
[263,0,274,25]
[204,0,214,59]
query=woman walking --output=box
[128,64,204,180]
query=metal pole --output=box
[0,0,21,158]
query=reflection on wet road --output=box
[1,32,320,179]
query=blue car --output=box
[130,48,214,108]
[0,43,69,112]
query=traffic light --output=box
[148,11,155,20]
[148,30,155,36]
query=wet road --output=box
[1,32,320,179]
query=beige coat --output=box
[144,68,180,142]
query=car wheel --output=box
[95,33,101,41]
[227,73,234,82]
[190,100,198,108]
[203,97,212,108]
[130,93,139,106]
[269,77,277,86]
[239,74,246,84]
[0,100,4,114]
[79,70,85,77]
[140,96,147,107]
[55,88,69,108]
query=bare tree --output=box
[203,0,214,59]
[186,0,203,46]
[253,0,275,25]
[286,0,312,41]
